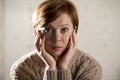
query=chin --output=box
[50,50,63,57]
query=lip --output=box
[52,46,63,51]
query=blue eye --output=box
[61,27,68,33]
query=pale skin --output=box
[35,13,76,70]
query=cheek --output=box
[64,30,72,40]
[45,36,49,42]
[44,35,52,46]
[63,33,71,44]
[63,30,73,44]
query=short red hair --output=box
[32,0,79,35]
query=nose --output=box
[53,31,61,42]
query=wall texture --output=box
[0,0,120,80]
[3,0,39,80]
[0,0,4,80]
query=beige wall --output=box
[0,0,5,80]
[0,0,120,80]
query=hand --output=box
[57,30,76,70]
[35,31,56,70]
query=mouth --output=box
[51,46,63,51]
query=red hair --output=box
[32,0,79,35]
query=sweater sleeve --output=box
[47,70,57,80]
[47,69,72,80]
[57,69,72,80]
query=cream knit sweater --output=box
[10,49,102,80]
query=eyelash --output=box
[61,27,68,33]
[44,28,53,33]
[44,27,69,34]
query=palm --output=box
[58,31,76,69]
[35,32,56,69]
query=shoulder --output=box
[74,49,102,71]
[73,49,102,79]
[10,50,37,71]
[10,50,45,79]
[74,49,101,67]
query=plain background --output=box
[0,0,120,80]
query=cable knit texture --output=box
[10,49,102,80]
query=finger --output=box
[68,30,75,49]
[41,37,55,64]
[70,34,73,49]
[34,31,41,52]
[40,36,49,62]
[72,29,76,47]
[67,30,75,53]
[41,37,50,58]
[41,36,46,53]
[65,35,73,54]
[65,35,70,49]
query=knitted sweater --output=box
[10,49,102,80]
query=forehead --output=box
[49,13,73,27]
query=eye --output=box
[44,27,53,33]
[61,27,68,33]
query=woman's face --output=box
[44,13,74,58]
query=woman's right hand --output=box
[35,31,56,70]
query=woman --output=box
[10,0,102,80]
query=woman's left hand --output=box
[57,30,76,69]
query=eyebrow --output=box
[60,24,70,27]
[46,24,70,28]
